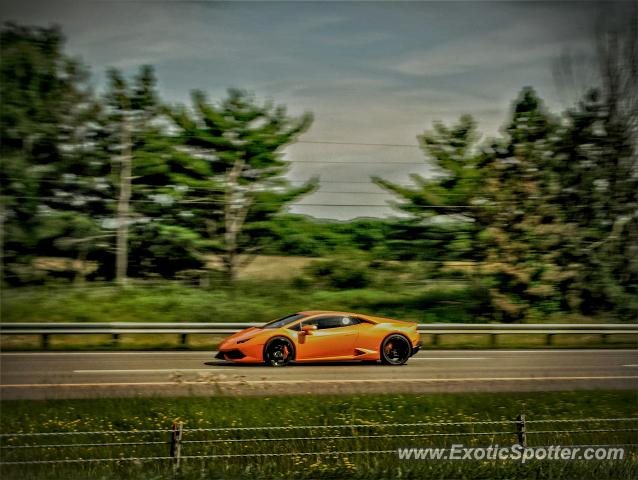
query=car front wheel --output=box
[263,337,294,367]
[380,334,411,365]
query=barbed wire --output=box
[525,418,638,424]
[3,445,638,465]
[3,418,635,439]
[0,440,169,450]
[2,418,636,467]
[0,456,174,465]
[527,428,638,434]
[0,432,518,451]
[181,431,517,445]
[0,428,171,438]
[182,420,518,433]
[531,444,638,448]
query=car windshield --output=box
[262,313,306,329]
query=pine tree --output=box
[549,90,638,316]
[373,114,482,221]
[0,23,109,285]
[100,65,174,283]
[474,88,569,321]
[167,89,315,282]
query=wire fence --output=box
[1,417,636,468]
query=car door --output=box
[295,315,360,359]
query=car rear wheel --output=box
[263,337,294,367]
[380,334,411,365]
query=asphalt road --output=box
[1,349,637,399]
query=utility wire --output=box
[297,140,420,148]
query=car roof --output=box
[299,310,357,316]
[297,311,407,325]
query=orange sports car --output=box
[215,311,421,366]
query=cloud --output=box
[391,21,591,78]
[0,0,599,220]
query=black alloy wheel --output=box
[264,337,294,367]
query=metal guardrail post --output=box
[42,334,49,350]
[516,414,527,447]
[170,421,183,474]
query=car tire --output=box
[380,334,411,365]
[263,337,295,367]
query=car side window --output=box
[304,316,358,330]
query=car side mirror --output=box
[301,325,317,335]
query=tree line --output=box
[1,23,315,285]
[1,21,636,321]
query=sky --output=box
[1,0,609,219]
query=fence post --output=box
[170,421,184,474]
[516,414,527,447]
[112,333,120,347]
[42,334,49,350]
[180,333,188,346]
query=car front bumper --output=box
[215,344,263,363]
[215,349,245,360]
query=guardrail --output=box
[1,416,636,469]
[1,322,637,349]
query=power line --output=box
[289,161,425,165]
[4,176,421,190]
[2,158,429,167]
[5,176,419,185]
[6,195,478,206]
[9,195,604,209]
[119,136,422,149]
[297,140,420,148]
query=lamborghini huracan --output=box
[215,311,421,366]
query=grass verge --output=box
[1,391,637,479]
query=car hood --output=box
[223,327,265,344]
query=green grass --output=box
[1,281,483,324]
[1,391,637,479]
[2,280,632,325]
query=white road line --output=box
[2,375,637,389]
[411,357,486,361]
[623,365,638,367]
[74,369,227,374]
[72,363,487,372]
[0,351,214,356]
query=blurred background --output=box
[1,0,636,339]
